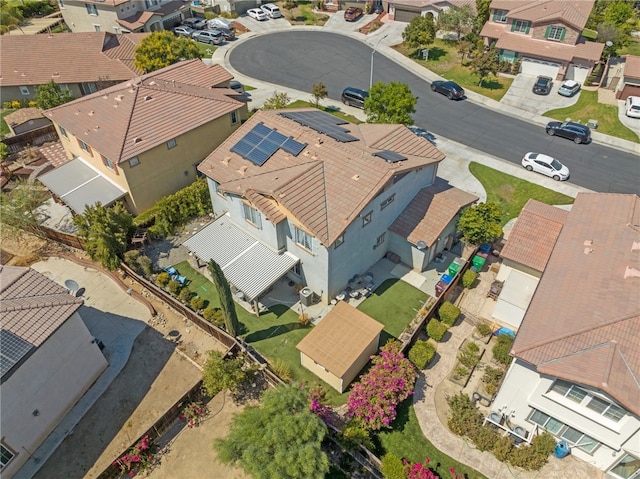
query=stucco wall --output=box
[60,1,122,33]
[531,22,581,45]
[0,312,107,478]
[300,353,344,392]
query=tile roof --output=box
[39,141,72,168]
[498,0,594,30]
[495,32,603,62]
[44,60,241,164]
[387,0,475,10]
[0,265,83,381]
[118,1,189,30]
[4,108,47,127]
[198,109,446,245]
[623,55,640,80]
[499,199,568,272]
[389,177,478,247]
[0,32,147,87]
[511,193,640,415]
[296,301,384,377]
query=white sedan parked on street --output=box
[247,8,268,20]
[521,152,570,181]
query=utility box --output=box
[299,287,313,306]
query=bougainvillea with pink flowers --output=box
[180,401,209,428]
[112,435,158,477]
[346,341,417,430]
[404,458,463,479]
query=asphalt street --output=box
[229,31,639,194]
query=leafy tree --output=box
[0,180,49,239]
[457,201,502,246]
[0,143,8,160]
[469,46,499,86]
[310,81,327,108]
[73,201,134,270]
[457,39,475,64]
[134,31,201,73]
[474,0,491,33]
[35,80,74,110]
[603,0,635,27]
[214,385,329,479]
[0,0,24,34]
[598,22,632,57]
[364,81,417,125]
[262,91,290,109]
[402,15,436,50]
[202,350,248,396]
[437,4,475,41]
[207,259,239,336]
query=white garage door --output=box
[520,57,560,78]
[566,64,589,84]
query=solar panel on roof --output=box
[0,329,34,378]
[231,122,307,165]
[280,111,356,142]
[373,150,407,163]
[281,137,306,156]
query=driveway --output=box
[499,74,580,115]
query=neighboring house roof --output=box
[118,1,189,30]
[44,60,241,164]
[491,0,594,31]
[389,177,478,247]
[39,141,72,168]
[511,193,640,416]
[500,199,568,272]
[493,32,604,62]
[387,0,475,10]
[0,265,83,382]
[623,55,640,80]
[0,32,147,88]
[199,109,446,246]
[296,301,384,377]
[4,108,47,128]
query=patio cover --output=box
[38,158,127,214]
[182,215,299,301]
[492,269,540,330]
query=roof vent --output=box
[93,126,100,131]
[352,174,360,181]
[221,157,231,165]
[133,137,142,143]
[149,80,157,86]
[52,72,60,77]
[88,111,94,116]
[316,137,323,146]
[624,266,640,279]
[303,150,310,156]
[237,165,248,175]
[632,241,640,252]
[75,109,80,115]
[584,240,593,246]
[102,95,108,100]
[584,247,594,255]
[115,95,124,102]
[143,95,152,101]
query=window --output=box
[292,262,301,276]
[85,3,98,15]
[586,396,626,422]
[380,193,395,210]
[362,212,372,227]
[529,410,563,434]
[375,232,386,247]
[1,444,15,468]
[77,139,93,155]
[511,20,530,34]
[242,203,261,227]
[19,86,30,96]
[58,83,68,91]
[102,155,116,172]
[128,156,140,167]
[529,409,600,453]
[81,82,98,95]
[493,9,507,22]
[230,111,239,125]
[94,24,101,32]
[167,138,177,149]
[294,226,313,251]
[545,26,566,41]
[609,454,640,479]
[334,234,344,249]
[550,379,587,403]
[393,172,409,184]
[59,126,68,138]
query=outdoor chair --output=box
[164,266,177,276]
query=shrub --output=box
[203,307,224,327]
[11,100,21,109]
[492,435,513,462]
[123,250,141,272]
[471,426,499,452]
[408,340,436,369]
[458,341,481,369]
[271,358,294,382]
[137,255,153,277]
[179,287,194,303]
[453,366,469,380]
[426,318,447,342]
[381,453,405,479]
[156,271,170,287]
[462,269,478,288]
[167,279,181,295]
[492,335,514,366]
[446,392,482,437]
[191,296,205,311]
[340,421,373,449]
[476,321,492,337]
[508,431,556,470]
[438,301,460,327]
[3,102,12,109]
[482,366,504,396]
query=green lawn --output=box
[287,99,362,124]
[376,401,488,479]
[618,39,640,57]
[357,278,428,341]
[1,109,14,137]
[469,162,574,225]
[194,42,216,57]
[544,90,639,143]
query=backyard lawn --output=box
[469,162,574,225]
[544,90,639,143]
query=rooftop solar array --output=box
[373,150,407,163]
[231,122,306,166]
[279,111,358,143]
[0,329,34,379]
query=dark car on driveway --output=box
[546,121,591,144]
[430,80,464,100]
[344,7,363,21]
[533,76,553,95]
[182,17,207,30]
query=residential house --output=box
[490,199,568,330]
[0,32,147,103]
[39,59,248,215]
[296,301,384,392]
[615,54,640,100]
[3,108,51,136]
[0,265,108,479]
[480,0,604,82]
[55,0,189,34]
[387,0,475,24]
[489,193,640,477]
[187,108,477,307]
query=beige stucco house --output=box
[0,265,108,478]
[296,301,384,392]
[39,60,248,215]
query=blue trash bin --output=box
[553,440,570,458]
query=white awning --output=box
[182,215,299,301]
[493,269,540,330]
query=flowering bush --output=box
[180,401,208,428]
[346,341,417,430]
[112,435,158,477]
[308,383,333,425]
[404,458,463,479]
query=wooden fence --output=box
[2,125,58,153]
[38,225,85,250]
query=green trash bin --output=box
[447,262,461,277]
[472,255,486,270]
